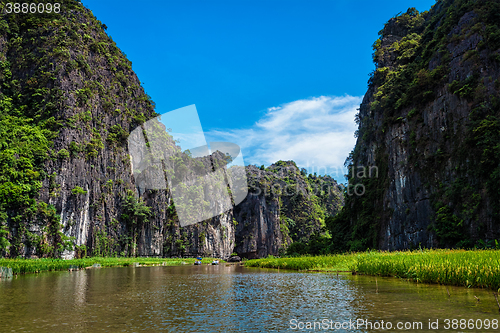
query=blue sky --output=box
[81,0,436,182]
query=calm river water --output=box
[0,264,499,332]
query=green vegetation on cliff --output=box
[234,161,343,257]
[329,0,500,251]
[0,0,158,257]
[0,1,342,259]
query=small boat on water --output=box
[194,261,202,265]
[211,260,219,265]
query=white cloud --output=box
[205,95,362,180]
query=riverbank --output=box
[245,249,500,290]
[0,257,220,275]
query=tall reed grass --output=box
[245,249,500,290]
[354,249,500,290]
[245,254,356,271]
[0,257,213,275]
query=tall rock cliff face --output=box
[0,0,343,259]
[330,0,500,251]
[0,0,239,259]
[234,162,343,258]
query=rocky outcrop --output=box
[333,0,500,251]
[227,255,241,262]
[0,0,343,259]
[0,0,238,259]
[234,162,343,258]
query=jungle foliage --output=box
[0,0,157,257]
[325,0,500,252]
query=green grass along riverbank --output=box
[3,250,500,291]
[0,257,220,275]
[245,249,500,290]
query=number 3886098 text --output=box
[2,3,61,14]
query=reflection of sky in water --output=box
[1,266,499,332]
[0,266,366,332]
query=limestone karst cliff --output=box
[234,162,343,258]
[0,0,343,259]
[330,0,500,251]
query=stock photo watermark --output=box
[345,165,379,197]
[289,318,499,331]
[127,105,379,227]
[128,105,248,227]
